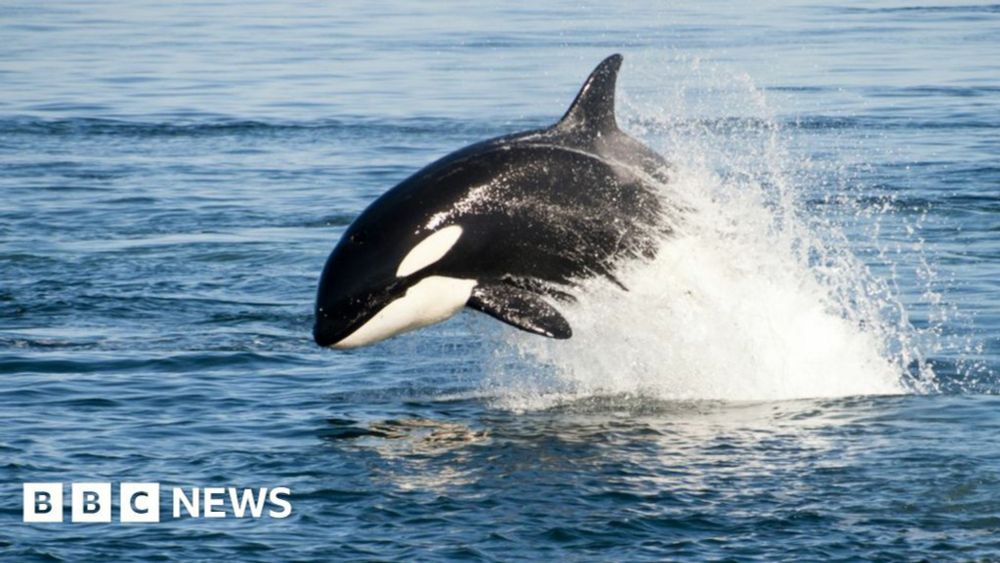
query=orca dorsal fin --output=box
[555,54,623,135]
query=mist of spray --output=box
[485,56,938,409]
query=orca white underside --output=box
[331,276,477,349]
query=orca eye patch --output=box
[396,225,464,277]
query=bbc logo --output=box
[23,482,292,523]
[23,483,160,523]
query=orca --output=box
[314,54,669,349]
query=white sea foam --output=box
[485,56,936,409]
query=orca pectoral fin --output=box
[468,283,572,339]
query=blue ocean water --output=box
[2,1,999,560]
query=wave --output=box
[627,114,999,134]
[2,109,995,140]
[0,115,538,138]
[832,4,1000,15]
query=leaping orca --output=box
[314,54,669,349]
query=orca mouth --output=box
[313,318,353,348]
[313,280,409,348]
[313,301,378,348]
[311,294,365,347]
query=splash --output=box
[485,56,937,408]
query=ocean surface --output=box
[2,1,999,560]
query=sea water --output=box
[2,1,999,560]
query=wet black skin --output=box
[314,54,670,347]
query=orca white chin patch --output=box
[332,276,476,349]
[396,225,463,278]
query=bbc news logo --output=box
[23,483,292,523]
